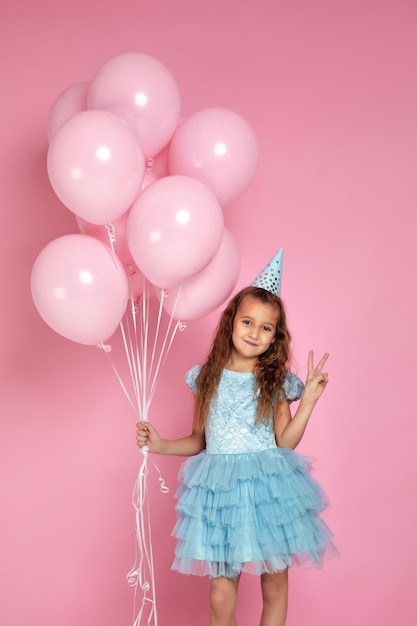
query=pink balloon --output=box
[31,235,128,345]
[87,53,181,159]
[127,175,224,288]
[47,110,145,225]
[169,108,258,204]
[47,82,89,141]
[76,212,149,300]
[161,229,240,321]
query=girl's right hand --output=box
[136,421,162,453]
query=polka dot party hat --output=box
[251,248,283,297]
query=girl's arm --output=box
[275,351,329,450]
[136,420,205,456]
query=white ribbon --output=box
[126,449,170,626]
[98,236,178,626]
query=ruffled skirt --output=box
[172,447,338,579]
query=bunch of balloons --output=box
[31,52,258,346]
[31,52,259,626]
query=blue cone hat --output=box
[251,248,283,297]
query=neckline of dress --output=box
[223,368,254,375]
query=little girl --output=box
[136,265,336,626]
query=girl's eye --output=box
[242,319,251,325]
[263,326,272,332]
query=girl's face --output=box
[230,295,280,368]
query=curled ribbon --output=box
[127,447,169,625]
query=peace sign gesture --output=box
[303,350,329,403]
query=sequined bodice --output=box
[185,366,304,455]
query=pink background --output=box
[1,1,416,625]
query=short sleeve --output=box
[185,364,201,394]
[283,371,304,402]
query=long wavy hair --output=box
[193,286,292,433]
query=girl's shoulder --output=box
[283,371,304,402]
[185,364,202,393]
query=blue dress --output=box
[171,365,337,579]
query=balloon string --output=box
[151,461,169,494]
[146,320,180,413]
[140,290,150,418]
[127,449,169,626]
[104,223,123,272]
[119,316,143,416]
[145,290,181,413]
[99,273,181,626]
[98,344,138,415]
[111,280,182,423]
[127,450,154,624]
[129,286,149,419]
[126,300,145,414]
[102,223,144,418]
[146,289,164,399]
[143,291,168,414]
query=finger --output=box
[136,433,149,444]
[307,350,314,375]
[136,434,148,446]
[136,429,148,440]
[315,372,329,389]
[315,353,329,373]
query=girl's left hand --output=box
[303,351,329,402]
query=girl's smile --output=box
[229,295,279,369]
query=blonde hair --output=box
[193,286,291,433]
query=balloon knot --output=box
[97,343,112,353]
[105,223,116,244]
[125,263,137,276]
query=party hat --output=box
[251,248,283,296]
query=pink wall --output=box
[1,1,416,624]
